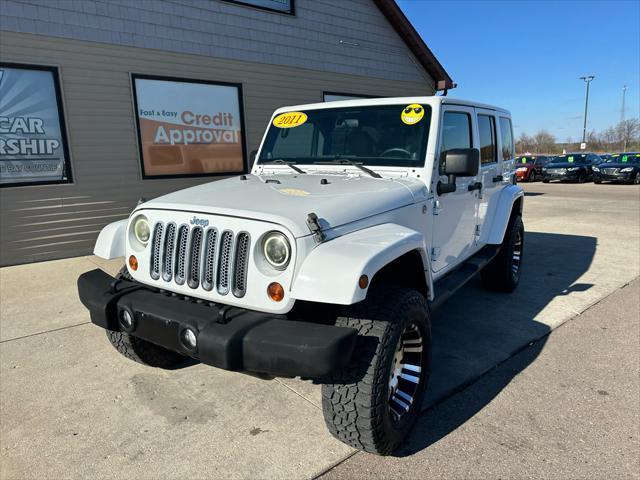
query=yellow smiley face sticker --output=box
[401,104,425,125]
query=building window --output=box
[323,92,376,102]
[499,117,514,161]
[478,114,497,164]
[0,63,72,187]
[131,74,247,179]
[223,0,294,14]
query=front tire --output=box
[321,287,431,455]
[105,266,186,369]
[481,215,524,292]
[542,179,550,183]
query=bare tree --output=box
[616,119,640,151]
[516,133,534,154]
[517,117,640,154]
[533,130,556,153]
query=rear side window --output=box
[499,117,514,161]
[478,114,497,164]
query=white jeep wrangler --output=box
[78,97,524,455]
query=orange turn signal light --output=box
[359,275,369,289]
[267,282,284,302]
[128,255,138,271]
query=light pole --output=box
[621,84,628,123]
[580,75,595,147]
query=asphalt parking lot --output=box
[1,181,639,479]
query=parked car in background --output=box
[541,153,600,183]
[514,155,550,182]
[593,153,640,184]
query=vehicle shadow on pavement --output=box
[397,231,596,457]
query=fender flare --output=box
[291,223,433,305]
[486,185,524,245]
[93,219,127,259]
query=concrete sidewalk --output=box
[322,278,640,479]
[1,182,639,479]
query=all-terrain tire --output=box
[481,214,524,293]
[105,266,185,369]
[321,287,431,455]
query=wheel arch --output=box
[94,219,128,259]
[486,185,524,245]
[291,223,434,304]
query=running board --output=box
[429,245,500,311]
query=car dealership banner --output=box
[133,76,245,177]
[0,65,70,186]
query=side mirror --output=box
[437,148,480,195]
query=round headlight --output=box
[133,216,150,244]
[263,232,291,270]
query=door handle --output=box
[468,182,482,192]
[492,175,503,183]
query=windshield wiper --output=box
[260,159,306,174]
[312,157,382,178]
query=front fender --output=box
[291,223,431,305]
[486,185,524,245]
[93,219,127,259]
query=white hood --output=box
[139,174,426,238]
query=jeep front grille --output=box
[150,221,250,297]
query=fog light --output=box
[267,282,284,302]
[119,309,134,331]
[181,328,197,350]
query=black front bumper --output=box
[78,269,357,377]
[594,171,635,182]
[543,171,580,181]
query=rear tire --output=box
[481,215,524,293]
[105,266,186,369]
[321,287,431,455]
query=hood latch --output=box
[306,213,325,243]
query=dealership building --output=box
[0,0,452,265]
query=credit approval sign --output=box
[132,75,246,178]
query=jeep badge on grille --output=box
[190,216,209,228]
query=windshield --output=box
[608,154,640,164]
[516,156,537,164]
[553,154,587,164]
[258,104,431,167]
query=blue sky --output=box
[398,0,640,141]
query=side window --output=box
[499,117,514,162]
[440,111,472,173]
[478,114,497,164]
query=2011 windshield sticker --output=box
[401,104,425,125]
[273,112,308,129]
